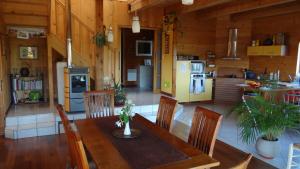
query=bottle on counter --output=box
[270,72,273,80]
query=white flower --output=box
[115,121,122,128]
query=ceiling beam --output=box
[197,0,297,19]
[129,0,177,13]
[0,1,48,16]
[166,0,234,14]
[232,1,300,21]
[2,14,48,27]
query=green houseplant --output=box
[233,94,300,158]
[113,81,126,106]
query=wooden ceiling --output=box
[0,0,49,28]
[129,0,298,17]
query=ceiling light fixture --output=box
[107,26,114,43]
[182,0,194,5]
[132,12,140,33]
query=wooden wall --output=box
[249,12,300,81]
[176,12,216,58]
[121,28,154,86]
[0,17,10,134]
[0,0,49,27]
[103,0,164,82]
[9,38,49,100]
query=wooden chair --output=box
[287,143,300,169]
[57,105,95,169]
[57,104,77,169]
[230,154,253,169]
[65,125,90,169]
[84,89,114,118]
[156,96,177,131]
[188,106,223,157]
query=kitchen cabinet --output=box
[215,78,245,102]
[189,79,213,102]
[175,61,190,102]
[247,45,286,56]
[175,61,212,102]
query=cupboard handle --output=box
[0,80,2,91]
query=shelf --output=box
[247,45,287,56]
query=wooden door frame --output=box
[117,26,162,93]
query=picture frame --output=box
[19,46,38,59]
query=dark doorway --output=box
[121,28,155,90]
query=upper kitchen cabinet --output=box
[247,45,287,56]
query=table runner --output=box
[94,116,189,169]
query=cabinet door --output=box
[175,61,190,102]
[247,46,264,56]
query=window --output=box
[296,42,300,75]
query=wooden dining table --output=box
[75,114,220,169]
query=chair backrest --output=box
[188,106,223,157]
[56,104,89,169]
[230,154,252,169]
[287,143,300,169]
[56,104,76,168]
[65,125,89,169]
[84,89,115,118]
[57,104,70,128]
[156,96,177,131]
[284,90,300,106]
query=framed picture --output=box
[19,46,38,59]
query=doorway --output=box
[120,28,161,92]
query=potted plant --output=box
[233,94,300,158]
[113,81,126,106]
[115,100,135,135]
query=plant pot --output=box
[115,101,125,107]
[123,122,131,136]
[255,137,280,159]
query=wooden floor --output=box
[0,135,276,169]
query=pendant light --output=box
[182,0,194,5]
[132,12,140,33]
[107,26,114,43]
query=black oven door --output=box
[70,74,88,98]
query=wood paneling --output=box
[0,17,10,135]
[49,0,98,105]
[176,13,216,58]
[103,0,164,83]
[0,0,49,27]
[122,28,154,86]
[249,12,300,81]
[9,38,49,100]
[215,78,244,103]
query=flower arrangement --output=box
[115,100,135,128]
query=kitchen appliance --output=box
[190,74,205,94]
[191,61,205,74]
[65,67,89,112]
[175,60,212,102]
[224,28,240,60]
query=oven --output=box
[190,74,205,94]
[68,67,89,112]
